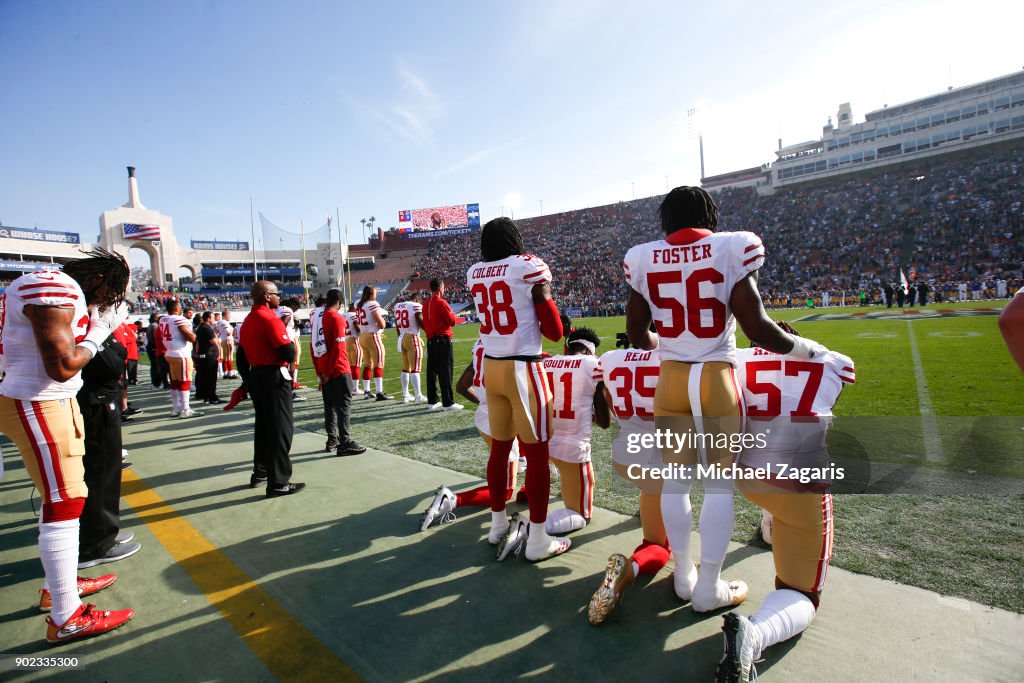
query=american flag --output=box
[123,223,161,240]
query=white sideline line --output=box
[906,321,944,462]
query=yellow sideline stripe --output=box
[120,470,361,683]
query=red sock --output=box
[351,370,359,382]
[631,539,671,576]
[374,367,384,378]
[170,380,181,390]
[455,486,491,509]
[180,380,191,391]
[519,441,551,524]
[362,367,371,380]
[487,439,514,511]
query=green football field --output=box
[215,301,1024,611]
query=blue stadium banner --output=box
[467,203,480,227]
[400,226,481,240]
[0,226,80,244]
[564,307,584,319]
[0,259,63,272]
[191,240,249,250]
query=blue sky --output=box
[1,0,1022,253]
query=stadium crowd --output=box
[407,142,1023,310]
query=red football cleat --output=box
[39,574,118,611]
[45,603,135,644]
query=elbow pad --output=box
[535,298,564,342]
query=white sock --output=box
[411,372,422,397]
[180,390,191,414]
[362,379,371,393]
[171,390,181,413]
[661,480,695,598]
[750,589,816,657]
[401,372,409,396]
[488,510,509,544]
[39,518,83,625]
[374,377,383,394]
[694,487,735,596]
[544,507,587,534]
[217,360,223,378]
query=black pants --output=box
[78,399,123,559]
[322,374,354,446]
[195,354,219,400]
[157,355,171,388]
[127,359,138,385]
[148,351,162,387]
[249,365,294,487]
[426,336,454,406]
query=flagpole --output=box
[345,221,352,304]
[300,220,309,306]
[336,207,344,290]
[249,196,258,284]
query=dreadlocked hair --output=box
[358,285,375,309]
[567,326,601,353]
[62,247,129,307]
[659,186,719,234]
[774,320,800,337]
[480,217,525,262]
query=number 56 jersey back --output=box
[623,229,764,365]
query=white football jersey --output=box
[159,314,193,358]
[215,319,234,341]
[310,306,327,359]
[393,301,422,336]
[735,346,854,467]
[0,270,89,400]
[623,229,765,365]
[544,353,602,462]
[358,300,385,334]
[601,347,662,469]
[343,312,359,338]
[599,347,661,431]
[471,338,490,435]
[467,254,552,358]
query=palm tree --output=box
[360,217,367,242]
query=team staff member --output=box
[194,311,221,404]
[422,279,461,411]
[237,281,304,497]
[146,312,169,389]
[0,248,135,643]
[313,289,366,457]
[77,331,142,569]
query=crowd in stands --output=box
[406,141,1023,311]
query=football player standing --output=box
[624,186,829,612]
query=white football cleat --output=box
[496,512,528,561]
[402,394,415,404]
[692,579,749,613]
[716,612,763,683]
[419,486,457,531]
[415,395,428,404]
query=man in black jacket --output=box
[77,334,143,568]
[195,311,221,404]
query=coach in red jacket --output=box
[422,278,461,411]
[315,288,366,456]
